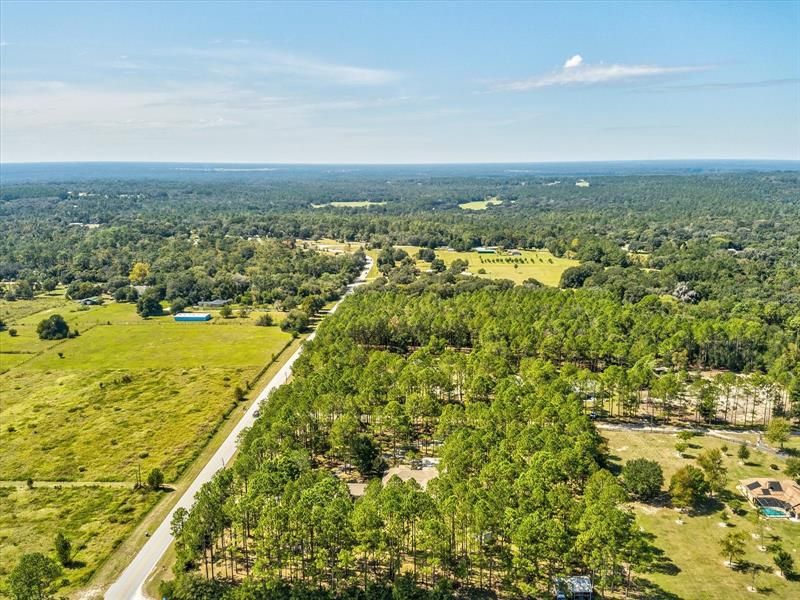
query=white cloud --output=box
[494,56,712,91]
[176,45,400,86]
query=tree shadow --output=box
[640,531,681,577]
[606,454,623,476]
[691,496,725,516]
[67,559,87,569]
[456,586,498,599]
[629,576,683,599]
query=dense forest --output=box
[165,305,641,599]
[2,170,799,598]
[2,173,799,307]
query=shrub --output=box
[255,313,274,327]
[147,468,165,490]
[281,309,310,335]
[737,444,750,461]
[37,314,70,340]
[622,458,664,501]
[54,532,72,566]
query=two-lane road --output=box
[105,257,372,599]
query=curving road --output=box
[105,257,372,600]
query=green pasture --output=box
[0,295,294,596]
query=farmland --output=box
[0,298,292,481]
[0,295,294,593]
[603,429,800,599]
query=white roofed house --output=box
[552,575,593,599]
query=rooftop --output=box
[740,478,800,509]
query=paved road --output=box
[105,258,372,600]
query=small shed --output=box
[199,299,231,308]
[553,575,593,600]
[174,312,211,322]
[77,296,102,306]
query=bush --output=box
[66,281,103,300]
[622,458,664,501]
[737,444,750,461]
[54,532,72,566]
[147,468,164,490]
[137,292,163,318]
[255,313,274,327]
[281,309,310,335]
[9,328,18,337]
[37,314,70,340]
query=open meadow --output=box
[297,238,578,286]
[0,295,293,594]
[602,429,800,599]
[398,246,578,286]
[458,196,503,210]
[0,485,163,590]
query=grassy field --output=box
[602,429,800,599]
[0,295,294,595]
[458,197,503,210]
[0,301,292,482]
[295,238,578,286]
[0,291,69,323]
[0,485,162,592]
[398,246,578,287]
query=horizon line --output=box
[2,158,799,167]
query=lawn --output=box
[458,197,503,210]
[0,485,162,593]
[603,430,800,599]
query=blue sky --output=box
[1,1,798,163]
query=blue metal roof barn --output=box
[173,312,211,322]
